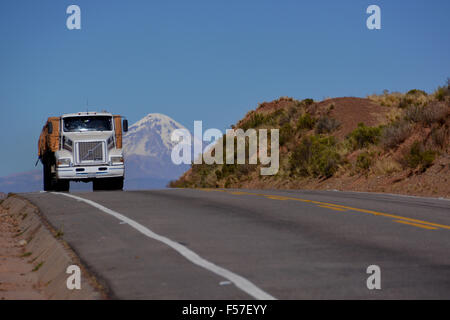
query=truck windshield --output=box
[63,116,113,132]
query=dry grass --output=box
[368,90,432,109]
[367,91,404,107]
[404,102,449,126]
[385,107,403,122]
[372,158,402,175]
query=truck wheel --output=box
[92,179,105,191]
[55,179,70,192]
[43,163,53,191]
[111,177,124,191]
[93,178,123,191]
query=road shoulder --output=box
[0,194,105,300]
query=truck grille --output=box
[77,141,104,163]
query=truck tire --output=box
[92,179,104,191]
[55,179,70,192]
[93,178,123,191]
[43,162,53,191]
[110,177,124,191]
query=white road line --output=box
[53,192,276,300]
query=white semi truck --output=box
[38,112,128,192]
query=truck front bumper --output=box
[56,165,124,180]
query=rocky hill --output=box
[171,81,450,198]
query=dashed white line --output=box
[53,192,276,300]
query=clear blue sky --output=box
[0,0,449,177]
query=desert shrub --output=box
[188,164,216,188]
[397,89,429,108]
[215,169,223,180]
[258,109,285,126]
[288,106,298,117]
[278,114,290,126]
[433,78,450,101]
[191,163,208,176]
[381,121,412,149]
[347,123,382,150]
[289,138,313,176]
[221,163,237,177]
[398,96,415,109]
[296,113,316,131]
[435,87,448,101]
[431,126,448,149]
[423,102,450,125]
[279,123,294,146]
[404,103,449,126]
[240,113,266,130]
[407,89,428,96]
[326,103,335,113]
[404,105,423,122]
[315,116,340,134]
[289,136,341,178]
[236,164,256,178]
[301,98,314,106]
[422,103,449,125]
[403,142,436,171]
[224,178,232,188]
[356,152,372,171]
[270,108,285,118]
[277,96,294,102]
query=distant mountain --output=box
[0,169,42,194]
[0,113,192,193]
[123,113,193,189]
[0,169,93,193]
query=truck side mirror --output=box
[123,119,128,132]
[48,122,53,134]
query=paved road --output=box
[21,189,450,299]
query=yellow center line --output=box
[201,189,450,231]
[229,191,258,195]
[318,205,347,212]
[267,194,449,230]
[264,195,292,201]
[394,220,438,230]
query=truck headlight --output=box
[110,156,123,164]
[57,158,71,167]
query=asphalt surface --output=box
[21,189,450,299]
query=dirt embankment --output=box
[0,195,104,300]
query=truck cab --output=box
[39,111,128,191]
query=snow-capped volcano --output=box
[123,113,191,188]
[124,113,187,158]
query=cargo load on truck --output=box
[38,117,61,157]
